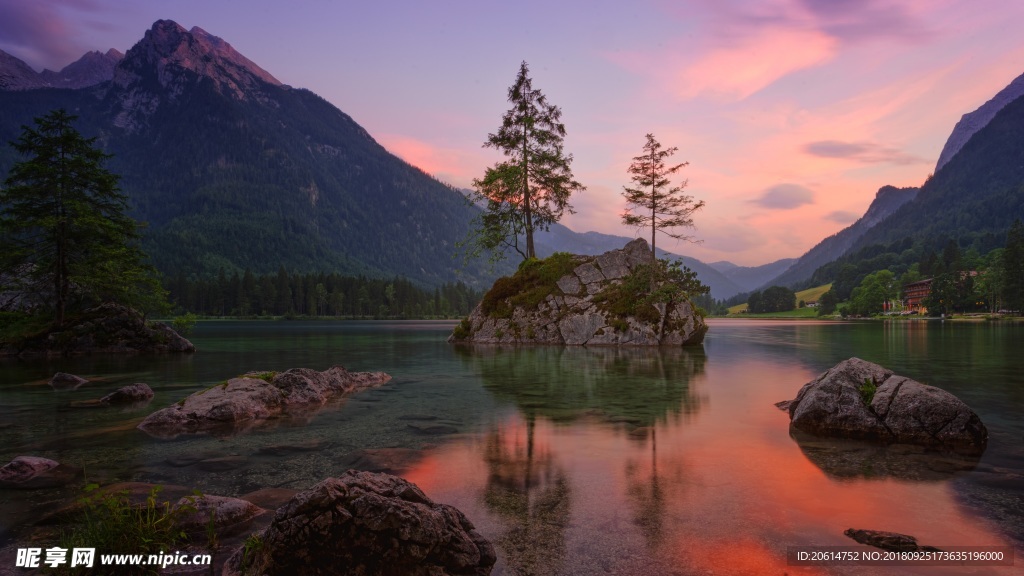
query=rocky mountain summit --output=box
[936,70,1024,173]
[760,185,918,289]
[0,48,122,90]
[111,20,284,132]
[450,239,708,346]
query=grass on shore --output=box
[727,283,832,316]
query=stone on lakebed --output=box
[223,470,496,576]
[137,366,390,438]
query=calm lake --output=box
[1,319,1022,575]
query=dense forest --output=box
[166,269,483,318]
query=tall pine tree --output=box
[622,133,704,265]
[465,61,585,262]
[0,109,165,327]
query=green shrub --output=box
[452,318,472,340]
[859,377,878,405]
[480,252,577,318]
[56,484,197,575]
[171,312,197,336]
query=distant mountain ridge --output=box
[760,185,918,289]
[0,48,122,90]
[796,72,1024,291]
[715,258,796,292]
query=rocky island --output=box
[450,239,707,346]
[0,303,195,357]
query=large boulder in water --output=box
[450,239,707,346]
[223,470,496,576]
[137,366,390,438]
[781,358,987,454]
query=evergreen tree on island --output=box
[0,109,166,329]
[622,133,704,266]
[464,61,585,262]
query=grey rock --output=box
[222,470,496,576]
[558,313,607,345]
[844,528,939,552]
[556,274,581,295]
[0,456,81,489]
[100,382,154,404]
[50,372,88,390]
[623,238,652,267]
[783,358,987,454]
[595,250,630,279]
[137,366,390,438]
[573,262,605,285]
[173,494,264,535]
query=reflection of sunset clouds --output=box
[404,345,1010,574]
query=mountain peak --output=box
[0,49,46,90]
[936,70,1024,173]
[114,19,281,98]
[39,49,124,89]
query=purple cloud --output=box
[804,140,926,165]
[0,0,104,70]
[750,184,815,210]
[825,210,860,224]
[694,0,933,46]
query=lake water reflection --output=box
[1,319,1021,575]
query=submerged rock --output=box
[49,372,89,390]
[223,470,496,576]
[450,239,707,346]
[172,494,265,537]
[100,382,154,405]
[781,358,988,454]
[137,366,390,438]
[844,528,939,552]
[0,456,81,489]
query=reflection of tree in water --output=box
[622,428,691,550]
[459,345,707,564]
[483,416,570,576]
[454,345,708,428]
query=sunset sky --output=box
[2,0,1023,265]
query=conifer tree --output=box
[465,61,585,261]
[622,133,704,265]
[1002,219,1024,312]
[0,109,166,327]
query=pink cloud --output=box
[376,134,489,189]
[676,27,838,101]
[0,0,106,70]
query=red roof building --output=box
[902,278,933,313]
